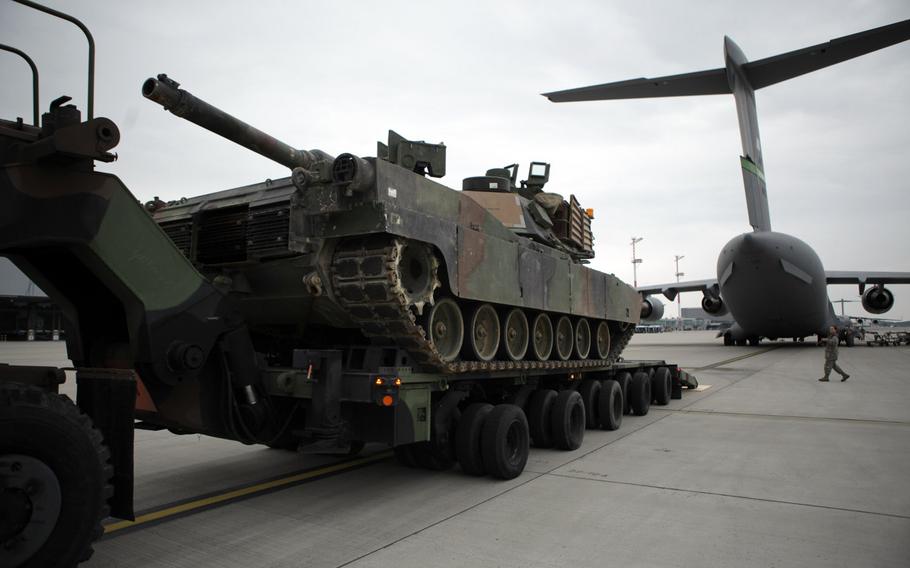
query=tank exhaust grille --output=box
[247,204,292,258]
[159,219,192,258]
[197,205,248,264]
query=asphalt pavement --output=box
[2,331,908,567]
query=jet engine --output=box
[701,293,728,316]
[862,286,894,314]
[641,296,664,321]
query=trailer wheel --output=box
[456,403,494,476]
[577,379,602,429]
[615,372,633,415]
[0,383,112,568]
[480,404,529,480]
[629,371,651,416]
[527,389,557,448]
[652,367,672,405]
[598,380,623,431]
[551,390,585,451]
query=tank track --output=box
[332,237,636,374]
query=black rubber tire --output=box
[629,371,652,416]
[0,383,112,568]
[598,379,623,431]
[527,389,557,448]
[455,403,494,476]
[394,444,419,468]
[551,390,586,451]
[723,332,734,346]
[651,367,672,406]
[505,387,533,411]
[615,371,633,415]
[577,379,602,429]
[480,404,530,480]
[748,337,760,346]
[845,333,855,347]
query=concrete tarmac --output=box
[2,331,908,567]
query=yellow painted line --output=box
[104,450,393,534]
[692,346,779,371]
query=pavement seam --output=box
[689,346,779,371]
[547,472,910,521]
[335,412,677,567]
[661,408,910,426]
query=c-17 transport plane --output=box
[544,19,910,346]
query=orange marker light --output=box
[381,395,394,406]
[393,377,402,387]
[374,376,385,386]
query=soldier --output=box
[819,325,850,382]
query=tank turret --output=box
[143,76,640,373]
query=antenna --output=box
[13,0,96,120]
[0,44,39,126]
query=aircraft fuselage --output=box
[718,231,832,340]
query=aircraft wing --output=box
[825,271,910,285]
[637,279,718,301]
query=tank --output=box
[142,75,641,373]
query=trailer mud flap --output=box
[77,368,136,521]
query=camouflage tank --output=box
[142,75,640,372]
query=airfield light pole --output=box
[833,299,857,317]
[631,237,644,288]
[674,254,685,331]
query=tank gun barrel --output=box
[142,74,330,170]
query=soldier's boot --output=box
[818,377,829,382]
[841,374,850,382]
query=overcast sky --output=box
[1,0,908,319]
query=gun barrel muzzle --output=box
[142,75,326,170]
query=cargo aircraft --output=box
[544,19,910,345]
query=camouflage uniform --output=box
[820,334,849,381]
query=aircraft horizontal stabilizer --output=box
[744,19,910,90]
[543,68,728,102]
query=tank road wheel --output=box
[395,240,441,315]
[481,405,530,480]
[528,389,557,448]
[615,371,633,415]
[456,403,494,476]
[551,390,585,451]
[577,379,602,429]
[652,367,672,406]
[598,379,623,431]
[468,304,501,362]
[531,313,554,361]
[0,383,112,568]
[425,298,464,361]
[555,316,574,361]
[574,319,592,359]
[500,308,530,361]
[594,321,611,360]
[629,371,652,416]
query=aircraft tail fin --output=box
[743,19,910,89]
[544,19,910,233]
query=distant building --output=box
[0,259,63,340]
